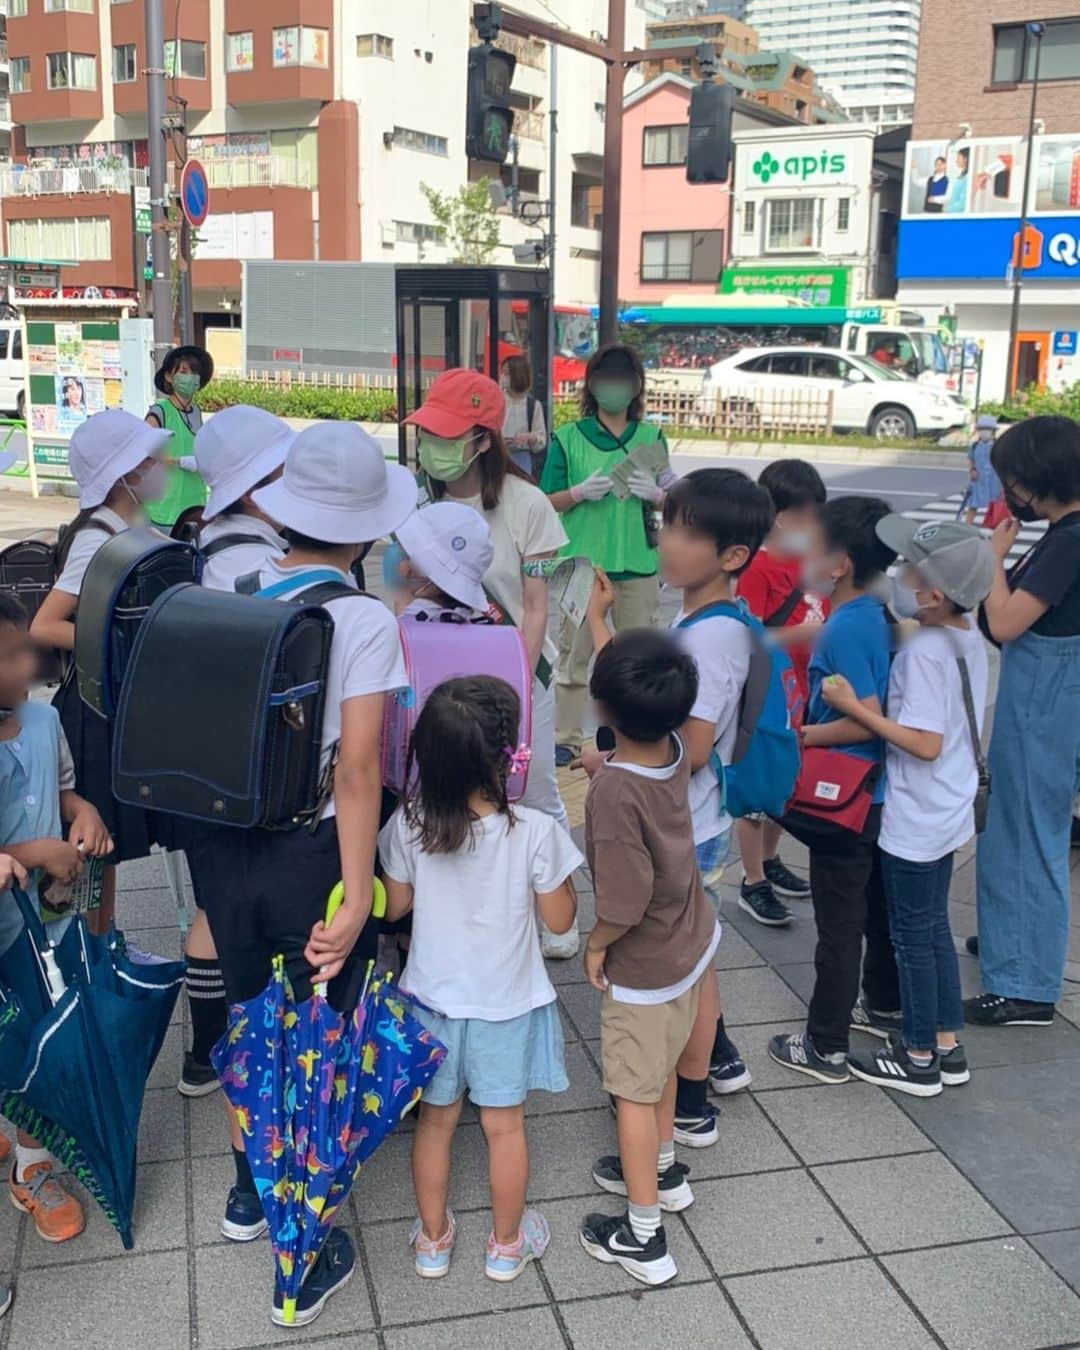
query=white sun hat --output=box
[195,405,296,521]
[396,501,493,613]
[67,410,173,510]
[253,421,417,545]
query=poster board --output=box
[23,319,124,496]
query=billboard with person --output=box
[904,138,1027,218]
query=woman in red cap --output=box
[404,369,578,957]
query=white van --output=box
[0,322,25,419]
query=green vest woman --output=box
[145,344,212,530]
[539,343,672,759]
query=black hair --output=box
[0,592,28,627]
[404,676,520,854]
[581,343,646,423]
[758,458,827,513]
[991,415,1080,505]
[590,628,698,744]
[820,495,896,586]
[662,467,774,576]
[282,529,340,554]
[956,147,970,174]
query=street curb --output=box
[666,437,970,468]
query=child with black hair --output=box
[735,458,828,926]
[380,676,581,1283]
[577,628,713,1286]
[770,496,902,1084]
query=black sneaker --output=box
[763,856,811,897]
[965,935,979,957]
[738,880,792,928]
[271,1228,355,1327]
[1072,815,1080,847]
[849,998,904,1040]
[591,1155,694,1212]
[579,1211,677,1286]
[848,1040,942,1098]
[708,1048,752,1094]
[939,1043,971,1086]
[768,1031,850,1084]
[177,1053,220,1099]
[963,993,1054,1027]
[554,744,577,768]
[221,1186,268,1242]
[673,1103,719,1148]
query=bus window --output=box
[866,331,918,376]
[912,331,948,375]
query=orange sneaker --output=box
[0,1136,10,1165]
[9,1162,85,1243]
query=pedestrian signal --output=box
[467,44,517,164]
[687,79,734,184]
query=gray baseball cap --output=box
[875,515,996,611]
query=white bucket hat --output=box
[195,405,295,521]
[396,501,493,613]
[67,410,173,510]
[253,422,417,545]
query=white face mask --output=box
[778,528,813,558]
[801,561,838,599]
[124,461,168,504]
[976,429,994,443]
[890,578,928,619]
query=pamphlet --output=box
[609,439,670,501]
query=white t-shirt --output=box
[199,515,286,592]
[251,559,406,818]
[379,802,583,1021]
[55,507,129,596]
[444,476,567,668]
[502,393,546,451]
[879,619,989,862]
[672,609,752,845]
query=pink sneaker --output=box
[485,1208,550,1282]
[409,1210,456,1278]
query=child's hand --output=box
[305,896,366,987]
[571,746,610,778]
[969,467,979,481]
[40,840,83,886]
[0,854,27,893]
[68,806,114,859]
[821,674,858,713]
[584,944,608,992]
[991,517,1021,561]
[586,569,616,623]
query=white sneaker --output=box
[541,918,580,960]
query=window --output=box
[12,332,21,360]
[112,44,136,83]
[392,126,448,156]
[768,353,809,377]
[44,0,94,10]
[742,201,755,234]
[8,216,111,262]
[993,20,1080,83]
[47,53,97,91]
[227,32,254,73]
[272,27,328,68]
[8,0,27,15]
[808,355,852,380]
[643,124,688,167]
[10,58,30,94]
[357,33,393,59]
[735,353,771,373]
[164,40,207,79]
[836,197,850,232]
[640,229,725,283]
[394,221,444,244]
[766,198,821,252]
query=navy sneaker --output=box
[848,1040,942,1098]
[963,993,1054,1027]
[738,880,792,927]
[763,856,811,898]
[271,1228,355,1327]
[592,1155,694,1212]
[709,1048,752,1095]
[221,1186,268,1242]
[177,1053,220,1099]
[964,935,979,957]
[554,744,576,768]
[939,1043,971,1086]
[768,1032,850,1084]
[580,1212,677,1286]
[849,998,904,1040]
[673,1102,719,1147]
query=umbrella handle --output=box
[9,887,67,1005]
[314,880,387,999]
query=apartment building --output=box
[1,0,649,326]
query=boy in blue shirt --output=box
[769,497,901,1083]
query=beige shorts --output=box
[600,967,709,1104]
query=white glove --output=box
[627,469,664,504]
[570,470,614,504]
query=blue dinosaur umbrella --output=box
[0,887,184,1248]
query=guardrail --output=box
[644,385,835,437]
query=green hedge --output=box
[981,382,1080,424]
[197,379,397,422]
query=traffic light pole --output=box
[144,0,173,366]
[480,2,702,345]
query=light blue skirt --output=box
[414,1000,568,1108]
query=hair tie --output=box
[504,743,532,776]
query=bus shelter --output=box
[394,265,550,465]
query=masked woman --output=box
[145,344,212,531]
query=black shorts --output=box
[192,816,379,1011]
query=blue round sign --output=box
[180,159,209,229]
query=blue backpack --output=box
[678,599,803,819]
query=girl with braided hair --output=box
[379,675,582,1283]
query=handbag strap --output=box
[955,654,986,776]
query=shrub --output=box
[197,379,397,422]
[981,382,1080,425]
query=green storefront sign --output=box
[719,265,851,307]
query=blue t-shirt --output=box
[806,594,891,803]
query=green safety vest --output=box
[147,398,208,528]
[553,418,661,577]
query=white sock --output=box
[657,1141,675,1174]
[628,1202,661,1244]
[15,1145,51,1183]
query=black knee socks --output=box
[232,1146,256,1197]
[676,1073,707,1118]
[185,955,227,1065]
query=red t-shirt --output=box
[737,548,829,702]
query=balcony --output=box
[0,155,313,199]
[0,98,10,126]
[0,38,8,65]
[188,155,314,191]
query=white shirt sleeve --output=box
[529,812,585,894]
[893,644,948,735]
[680,619,744,729]
[377,807,416,885]
[518,481,568,559]
[54,526,111,597]
[331,598,408,702]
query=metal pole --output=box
[547,42,558,422]
[598,0,626,346]
[176,105,194,344]
[1005,24,1043,400]
[144,0,173,365]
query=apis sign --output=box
[750,149,848,186]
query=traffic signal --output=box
[687,79,734,184]
[466,43,517,163]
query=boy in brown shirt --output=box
[578,629,720,1286]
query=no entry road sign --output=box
[180,160,209,230]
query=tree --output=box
[420,180,501,264]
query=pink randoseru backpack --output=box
[381,615,534,801]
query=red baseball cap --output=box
[403,368,506,438]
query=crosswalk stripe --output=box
[903,493,1046,565]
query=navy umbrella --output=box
[0,888,183,1248]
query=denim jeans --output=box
[880,849,963,1051]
